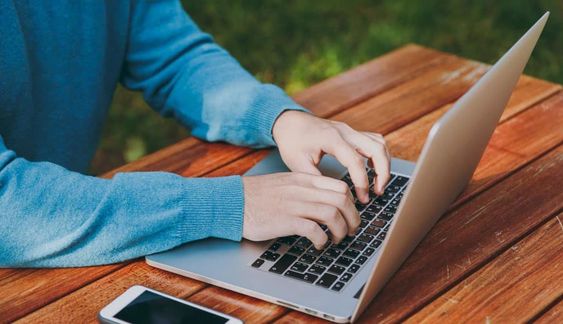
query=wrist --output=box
[272,110,308,145]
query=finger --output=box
[292,217,329,249]
[321,135,370,203]
[292,201,348,243]
[295,187,360,236]
[364,132,391,161]
[343,132,391,195]
[286,155,322,176]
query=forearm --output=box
[0,143,243,268]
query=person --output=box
[0,1,390,267]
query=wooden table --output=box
[1,44,562,323]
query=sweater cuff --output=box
[177,175,244,241]
[246,84,310,147]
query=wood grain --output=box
[16,262,206,324]
[405,214,563,323]
[332,55,488,133]
[292,44,445,117]
[534,298,563,324]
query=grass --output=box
[90,0,562,175]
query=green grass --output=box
[91,0,562,175]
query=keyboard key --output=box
[327,264,346,275]
[372,219,386,228]
[364,226,380,236]
[341,273,353,282]
[379,212,394,221]
[342,236,354,244]
[324,248,341,259]
[349,264,360,273]
[261,251,280,262]
[332,241,349,250]
[288,246,305,256]
[308,264,326,275]
[363,247,375,256]
[356,256,368,265]
[377,232,387,240]
[357,234,375,243]
[299,254,316,264]
[361,210,377,221]
[384,205,397,213]
[343,249,360,259]
[390,198,401,206]
[366,205,382,214]
[360,219,369,228]
[355,202,365,211]
[290,261,308,273]
[332,281,345,292]
[370,240,382,248]
[374,197,389,206]
[316,256,334,267]
[269,254,297,274]
[349,241,367,251]
[251,259,264,268]
[277,236,298,245]
[316,273,338,288]
[295,237,312,249]
[268,242,281,252]
[336,256,353,267]
[391,175,409,187]
[306,247,322,256]
[284,270,318,284]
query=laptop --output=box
[147,13,549,322]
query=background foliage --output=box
[91,0,562,175]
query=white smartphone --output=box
[98,285,243,324]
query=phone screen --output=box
[114,291,229,324]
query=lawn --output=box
[90,0,562,175]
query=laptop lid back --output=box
[352,12,549,322]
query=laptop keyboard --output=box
[250,169,410,292]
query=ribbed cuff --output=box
[176,175,244,241]
[245,84,310,147]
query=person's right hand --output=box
[242,172,360,250]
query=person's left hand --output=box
[272,110,391,204]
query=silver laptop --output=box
[147,13,549,322]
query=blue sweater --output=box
[0,0,306,267]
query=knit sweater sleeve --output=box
[0,136,243,267]
[120,0,308,147]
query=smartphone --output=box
[99,285,243,324]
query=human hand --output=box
[242,172,360,249]
[272,110,391,203]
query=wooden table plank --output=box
[0,45,453,323]
[15,263,207,324]
[331,56,488,133]
[292,44,446,117]
[404,214,563,323]
[534,298,563,324]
